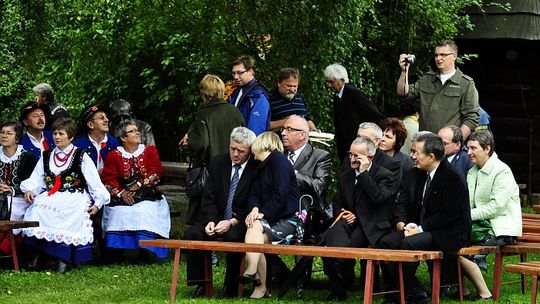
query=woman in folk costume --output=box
[100,120,170,262]
[0,120,37,255]
[21,118,110,273]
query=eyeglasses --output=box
[126,128,139,134]
[434,52,455,58]
[280,127,305,133]
[92,114,108,121]
[0,131,15,136]
[347,152,362,158]
[231,70,247,77]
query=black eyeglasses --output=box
[434,52,455,58]
[231,70,247,77]
[126,128,139,134]
[280,127,305,133]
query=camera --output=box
[404,54,416,64]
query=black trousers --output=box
[323,221,374,294]
[378,230,458,293]
[184,222,247,294]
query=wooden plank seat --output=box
[505,261,540,304]
[447,246,499,303]
[139,239,443,304]
[0,220,39,271]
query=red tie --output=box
[43,136,50,151]
[98,142,107,162]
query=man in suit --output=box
[438,124,472,180]
[379,132,471,303]
[323,136,396,301]
[184,127,258,298]
[324,63,384,163]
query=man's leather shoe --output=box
[324,291,347,301]
[238,273,261,286]
[27,253,43,270]
[56,260,70,274]
[190,285,206,298]
[406,287,429,303]
[218,286,236,298]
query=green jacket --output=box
[188,101,244,165]
[406,68,479,133]
[467,152,522,237]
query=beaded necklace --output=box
[54,146,75,168]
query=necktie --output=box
[423,174,432,202]
[288,151,295,166]
[225,165,240,220]
[42,136,50,151]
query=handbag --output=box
[0,193,12,221]
[471,219,493,244]
[185,164,209,199]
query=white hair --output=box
[324,63,349,83]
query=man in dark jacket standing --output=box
[324,63,384,163]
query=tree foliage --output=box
[0,0,482,160]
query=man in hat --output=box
[32,83,70,130]
[19,101,55,160]
[74,104,119,173]
[108,99,155,146]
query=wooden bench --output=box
[139,239,443,304]
[505,261,540,304]
[0,220,39,271]
[448,246,499,303]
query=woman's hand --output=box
[24,191,35,204]
[0,183,13,195]
[245,207,262,228]
[121,190,135,205]
[179,133,188,146]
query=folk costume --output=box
[100,144,170,258]
[21,144,110,264]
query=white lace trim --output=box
[0,145,24,163]
[117,144,145,158]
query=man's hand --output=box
[396,221,405,231]
[404,223,421,237]
[205,222,216,236]
[87,205,99,216]
[357,154,371,173]
[214,220,232,234]
[341,209,356,225]
[399,54,410,73]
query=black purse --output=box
[0,194,12,221]
[185,163,209,199]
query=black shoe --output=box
[324,291,347,301]
[27,253,43,270]
[56,260,70,274]
[218,286,236,298]
[238,273,261,286]
[406,287,429,303]
[440,285,459,298]
[475,295,493,301]
[190,285,206,298]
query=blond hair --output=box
[251,131,283,155]
[199,74,226,103]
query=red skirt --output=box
[0,232,22,255]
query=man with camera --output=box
[397,40,480,139]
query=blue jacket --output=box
[74,134,119,166]
[248,150,300,224]
[228,79,270,135]
[447,147,473,181]
[20,131,55,160]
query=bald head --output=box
[281,115,309,151]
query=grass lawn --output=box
[0,252,537,303]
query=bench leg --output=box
[170,249,181,303]
[521,253,528,294]
[493,252,502,300]
[398,262,405,304]
[457,256,463,303]
[363,260,374,304]
[203,254,214,297]
[532,275,538,304]
[8,230,19,271]
[431,259,441,304]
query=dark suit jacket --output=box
[333,163,396,246]
[248,150,300,224]
[201,153,257,224]
[393,160,471,251]
[292,143,332,207]
[342,148,401,193]
[448,148,473,181]
[333,83,384,162]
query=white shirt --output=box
[336,84,345,99]
[27,132,47,158]
[88,134,109,170]
[230,158,249,180]
[439,69,456,85]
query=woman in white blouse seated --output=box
[22,118,110,273]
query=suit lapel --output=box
[343,170,356,210]
[293,144,312,170]
[233,157,254,200]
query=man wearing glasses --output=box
[227,55,270,136]
[397,40,480,139]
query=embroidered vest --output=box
[43,149,87,193]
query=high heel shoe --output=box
[250,289,269,299]
[238,273,261,286]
